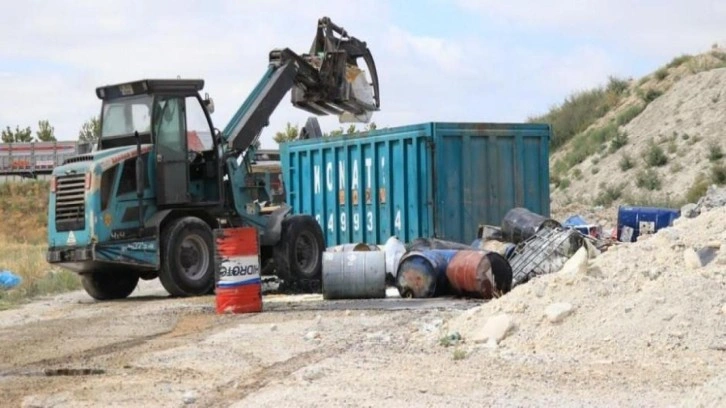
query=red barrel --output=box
[214,228,262,314]
[445,250,513,299]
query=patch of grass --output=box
[591,167,600,175]
[452,348,468,361]
[688,134,702,145]
[559,178,571,189]
[594,183,625,206]
[615,105,645,127]
[681,133,690,141]
[572,168,583,180]
[711,164,726,185]
[0,239,81,309]
[686,174,710,203]
[667,54,694,68]
[606,76,630,95]
[439,332,462,347]
[654,67,669,81]
[609,130,629,153]
[619,153,635,171]
[711,50,726,62]
[636,169,662,191]
[644,142,668,167]
[528,87,621,151]
[708,141,724,162]
[0,181,49,244]
[640,88,664,103]
[667,140,678,154]
[623,191,685,209]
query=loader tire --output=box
[159,217,215,297]
[81,270,139,301]
[273,215,324,287]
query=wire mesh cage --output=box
[509,227,585,287]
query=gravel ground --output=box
[3,206,726,407]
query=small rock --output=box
[300,366,326,382]
[684,248,704,269]
[471,313,515,344]
[182,391,197,405]
[544,303,574,323]
[270,324,278,332]
[557,247,589,276]
[721,304,726,315]
[344,310,352,316]
[706,241,722,249]
[304,331,320,341]
[681,203,699,218]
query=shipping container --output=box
[280,122,550,246]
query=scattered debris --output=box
[0,270,21,289]
[303,331,320,341]
[683,248,704,269]
[182,391,197,405]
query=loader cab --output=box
[96,79,222,206]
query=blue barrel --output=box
[396,250,457,298]
[617,206,680,242]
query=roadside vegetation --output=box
[0,181,79,309]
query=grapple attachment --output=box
[290,16,381,123]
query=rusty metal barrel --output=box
[445,250,513,298]
[322,250,386,300]
[501,207,562,244]
[396,249,457,298]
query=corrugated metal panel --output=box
[432,123,550,243]
[282,124,434,246]
[281,122,550,247]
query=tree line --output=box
[2,117,100,144]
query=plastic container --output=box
[214,227,262,314]
[617,206,680,242]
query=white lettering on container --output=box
[394,209,402,232]
[328,213,335,232]
[353,213,360,231]
[340,212,347,232]
[339,161,345,188]
[365,158,372,188]
[352,159,359,190]
[367,211,373,232]
[381,157,386,185]
[314,165,321,194]
[326,163,333,192]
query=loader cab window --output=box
[101,95,152,138]
[153,97,184,152]
[184,96,214,153]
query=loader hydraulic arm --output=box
[220,16,380,154]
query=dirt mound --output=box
[445,205,726,399]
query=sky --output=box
[1,0,725,149]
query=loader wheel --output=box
[159,217,215,297]
[273,215,325,285]
[81,270,139,301]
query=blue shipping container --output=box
[280,122,550,246]
[617,206,680,242]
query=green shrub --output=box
[712,164,726,185]
[655,67,669,81]
[529,87,620,150]
[708,141,724,162]
[616,105,645,127]
[594,183,625,206]
[636,169,662,191]
[591,167,600,175]
[619,153,635,171]
[644,142,668,167]
[639,88,664,103]
[606,76,630,95]
[686,174,710,203]
[609,131,629,153]
[667,54,694,68]
[572,168,583,180]
[559,178,571,189]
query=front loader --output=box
[46,17,381,300]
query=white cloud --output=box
[456,0,726,58]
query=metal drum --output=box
[214,227,262,314]
[396,249,457,298]
[501,207,562,244]
[445,250,513,299]
[326,243,373,252]
[322,251,386,300]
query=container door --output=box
[154,96,189,205]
